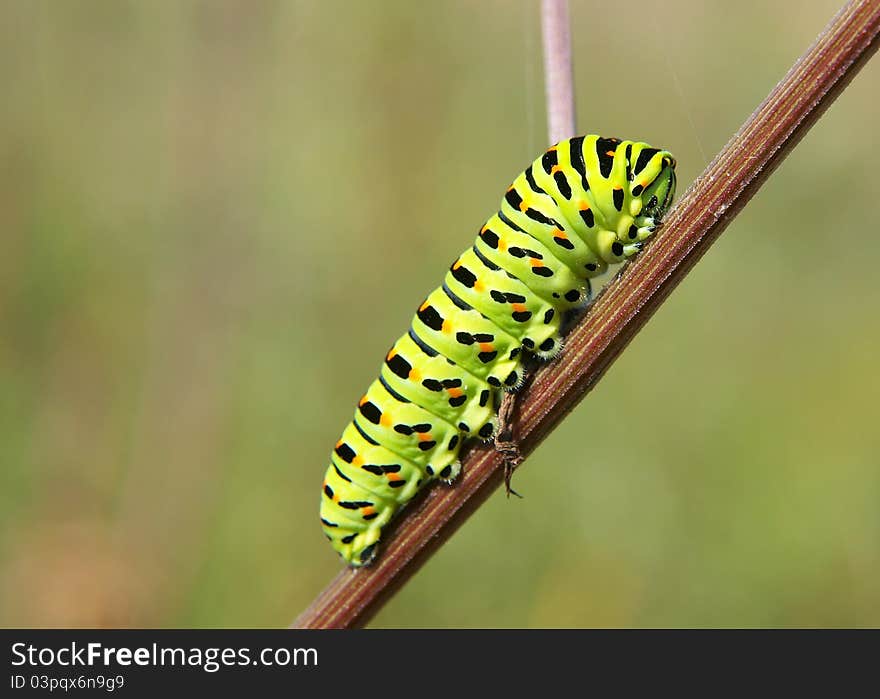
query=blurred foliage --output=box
[0,0,878,627]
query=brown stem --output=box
[292,0,880,629]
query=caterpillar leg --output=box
[439,459,462,484]
[325,523,384,567]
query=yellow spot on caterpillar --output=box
[498,240,508,252]
[417,433,433,442]
[555,230,569,239]
[419,301,429,312]
[358,396,368,407]
[579,202,590,211]
[519,201,528,213]
[409,367,422,381]
[380,413,392,427]
[447,387,463,398]
[362,506,375,517]
[474,279,485,292]
[606,150,616,157]
[386,349,397,361]
[353,455,364,467]
[441,320,451,334]
[512,303,526,313]
[452,260,462,270]
[387,473,402,482]
[550,165,561,175]
[532,259,545,268]
[479,342,493,353]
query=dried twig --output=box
[293,0,880,629]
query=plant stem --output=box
[541,0,576,143]
[292,0,880,629]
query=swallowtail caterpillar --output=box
[320,135,677,566]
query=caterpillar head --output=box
[639,153,677,224]
[599,151,677,263]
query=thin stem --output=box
[541,0,576,142]
[292,0,880,629]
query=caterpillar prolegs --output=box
[320,135,677,566]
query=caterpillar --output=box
[320,135,677,566]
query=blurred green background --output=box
[1,0,878,628]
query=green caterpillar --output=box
[320,135,677,566]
